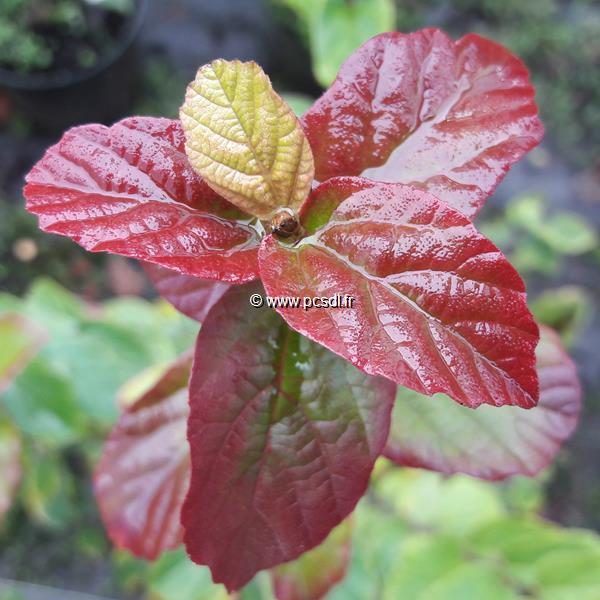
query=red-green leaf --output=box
[95,351,192,559]
[384,325,581,480]
[0,313,46,394]
[259,177,539,409]
[143,262,229,322]
[183,283,395,591]
[24,117,261,283]
[0,420,21,525]
[302,29,544,218]
[271,519,352,600]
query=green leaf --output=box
[0,313,45,394]
[478,219,514,250]
[382,536,465,600]
[180,59,314,219]
[0,419,21,526]
[23,277,85,335]
[102,297,199,359]
[328,498,408,600]
[237,574,273,600]
[271,519,352,599]
[0,294,21,313]
[148,548,228,600]
[534,546,600,587]
[507,195,598,256]
[511,236,560,274]
[2,358,85,447]
[74,527,109,558]
[3,279,197,427]
[311,0,396,86]
[279,0,396,87]
[542,587,600,600]
[501,476,545,514]
[506,195,545,227]
[531,286,591,346]
[112,549,149,595]
[21,451,75,530]
[469,517,595,566]
[375,468,505,536]
[281,93,315,117]
[419,563,518,600]
[468,517,600,596]
[536,212,598,255]
[45,321,155,424]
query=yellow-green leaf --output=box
[180,59,314,219]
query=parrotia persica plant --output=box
[24,29,582,595]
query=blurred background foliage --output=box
[0,0,599,598]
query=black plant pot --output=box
[0,0,148,134]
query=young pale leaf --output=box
[302,29,544,218]
[183,283,395,591]
[271,519,352,600]
[384,326,581,480]
[0,420,21,525]
[180,59,314,219]
[24,117,261,283]
[143,263,229,322]
[0,313,46,393]
[259,177,539,409]
[95,351,192,560]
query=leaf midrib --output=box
[209,63,279,206]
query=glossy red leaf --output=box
[183,283,395,591]
[271,519,352,600]
[143,262,229,322]
[24,117,261,283]
[95,351,192,559]
[384,325,581,480]
[302,29,544,218]
[259,177,539,409]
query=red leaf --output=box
[95,351,192,559]
[259,177,539,409]
[183,283,395,591]
[24,117,261,283]
[302,29,544,218]
[384,325,581,480]
[143,262,229,322]
[271,519,352,600]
